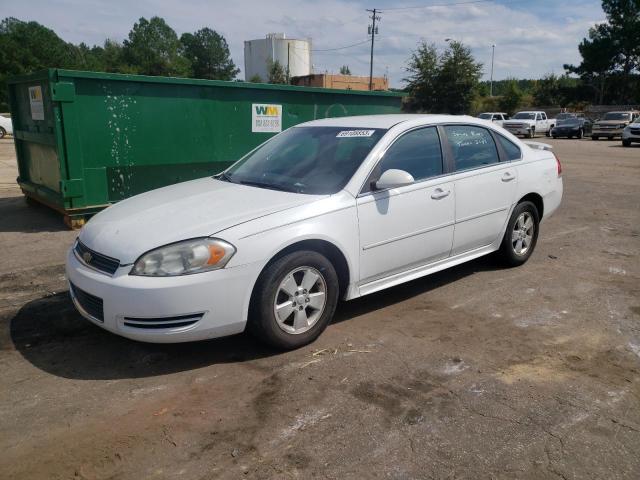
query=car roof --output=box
[297,114,481,129]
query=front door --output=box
[357,126,455,283]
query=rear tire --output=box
[0,127,6,139]
[591,135,598,140]
[498,201,540,267]
[248,250,339,350]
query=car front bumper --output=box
[66,248,260,343]
[592,127,625,137]
[551,128,580,137]
[503,126,532,136]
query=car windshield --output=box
[557,113,576,120]
[513,112,536,120]
[221,126,387,195]
[478,113,492,119]
[602,113,631,121]
[558,119,581,126]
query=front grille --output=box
[75,241,120,275]
[70,282,104,322]
[505,123,524,129]
[630,128,640,135]
[123,313,204,330]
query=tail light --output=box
[554,153,562,177]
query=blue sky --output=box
[2,0,606,87]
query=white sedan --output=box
[66,114,563,349]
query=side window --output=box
[495,134,522,161]
[536,113,543,121]
[376,127,443,182]
[443,125,500,171]
[542,113,547,120]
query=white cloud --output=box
[3,0,606,86]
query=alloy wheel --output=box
[273,266,327,334]
[511,212,535,256]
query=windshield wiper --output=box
[216,171,233,182]
[238,180,299,193]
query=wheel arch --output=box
[517,192,544,219]
[262,239,351,299]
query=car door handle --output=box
[502,172,516,182]
[431,188,451,200]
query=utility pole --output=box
[367,8,381,91]
[490,44,495,97]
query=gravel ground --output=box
[0,136,639,479]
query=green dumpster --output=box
[8,69,404,228]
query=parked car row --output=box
[478,109,640,147]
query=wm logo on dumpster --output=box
[252,103,282,133]
[255,105,279,116]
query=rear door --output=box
[442,125,518,255]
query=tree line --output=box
[0,16,239,110]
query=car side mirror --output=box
[374,169,415,190]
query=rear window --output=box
[444,125,500,171]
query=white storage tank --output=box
[244,33,311,82]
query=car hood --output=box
[79,177,322,264]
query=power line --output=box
[312,39,371,52]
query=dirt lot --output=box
[0,136,639,479]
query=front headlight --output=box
[130,238,236,276]
[619,123,628,129]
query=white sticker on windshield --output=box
[336,129,375,138]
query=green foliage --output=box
[180,28,239,80]
[248,74,263,83]
[0,15,243,109]
[0,17,78,109]
[267,60,287,84]
[498,79,524,115]
[436,41,484,114]
[565,0,640,103]
[479,79,537,97]
[122,17,190,77]
[404,42,440,111]
[405,41,482,114]
[339,65,351,75]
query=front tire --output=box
[248,250,339,349]
[591,135,598,140]
[528,128,535,139]
[577,128,584,139]
[0,127,6,139]
[623,139,631,147]
[498,201,540,267]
